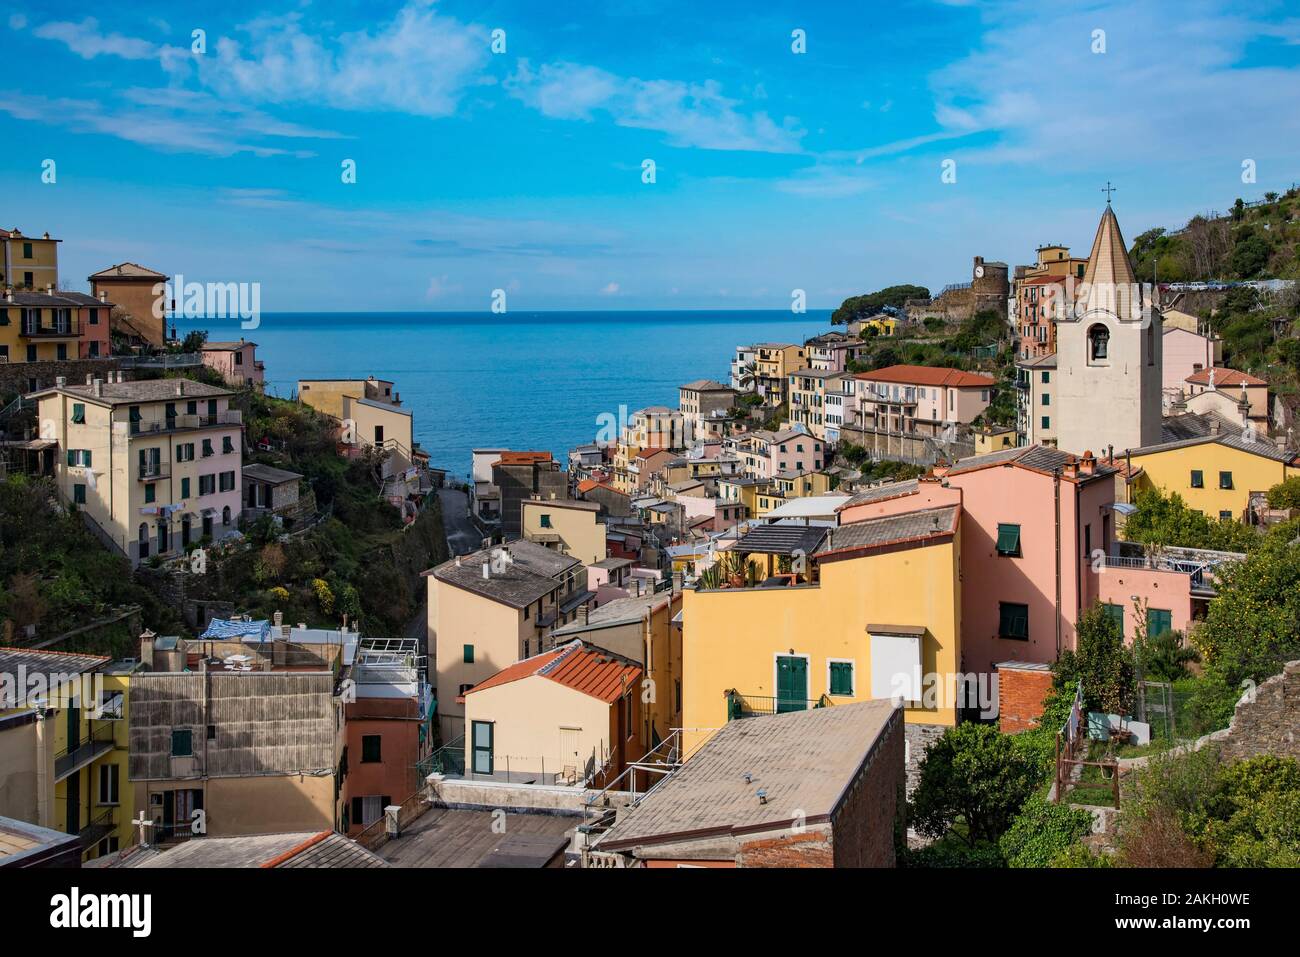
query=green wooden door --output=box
[776,656,808,713]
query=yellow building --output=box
[859,315,898,336]
[754,343,806,406]
[0,649,137,862]
[1,227,60,290]
[974,425,1018,455]
[787,369,848,440]
[680,505,962,756]
[521,498,607,566]
[35,377,244,567]
[1126,412,1300,521]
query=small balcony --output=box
[21,321,79,339]
[129,409,243,436]
[137,462,170,481]
[79,807,116,849]
[54,726,117,782]
[725,690,831,720]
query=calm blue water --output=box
[177,311,831,477]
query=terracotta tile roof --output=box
[466,641,642,703]
[577,478,606,493]
[1185,367,1267,388]
[496,451,552,466]
[853,364,996,388]
[1019,275,1070,285]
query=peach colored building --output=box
[1161,327,1222,399]
[838,445,1118,677]
[850,366,995,437]
[1015,275,1067,360]
[88,262,169,346]
[201,339,264,388]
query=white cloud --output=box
[600,281,620,295]
[508,60,804,154]
[34,16,175,61]
[200,3,492,118]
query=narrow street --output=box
[438,485,482,557]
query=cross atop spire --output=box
[1101,181,1117,204]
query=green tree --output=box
[831,285,930,325]
[1054,603,1135,714]
[999,795,1095,867]
[1123,487,1259,553]
[1265,476,1300,510]
[910,723,1039,846]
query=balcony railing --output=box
[725,691,831,721]
[54,726,116,782]
[129,410,242,435]
[79,807,116,849]
[415,735,466,779]
[137,462,170,481]
[21,321,79,338]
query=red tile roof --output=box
[466,641,642,703]
[1185,367,1266,388]
[577,478,605,493]
[853,364,996,388]
[495,451,553,466]
[1019,275,1070,286]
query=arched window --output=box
[222,506,231,526]
[1088,324,1110,362]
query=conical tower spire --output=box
[1081,205,1140,320]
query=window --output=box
[199,474,215,496]
[207,725,216,740]
[1146,608,1173,639]
[998,602,1030,640]
[202,438,214,457]
[222,435,234,454]
[1102,603,1124,631]
[829,660,854,696]
[144,483,156,504]
[471,721,494,775]
[177,443,195,462]
[995,523,1022,557]
[89,308,99,325]
[463,644,474,664]
[171,729,193,757]
[66,448,92,467]
[1041,416,1050,430]
[361,734,382,763]
[26,345,36,362]
[374,425,384,444]
[1190,470,1204,488]
[1041,393,1050,406]
[73,484,86,505]
[1219,510,1232,521]
[71,403,85,424]
[540,514,552,529]
[97,764,119,806]
[181,477,191,498]
[219,471,235,492]
[234,351,244,365]
[1088,324,1110,361]
[1218,471,1233,490]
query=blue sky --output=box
[3,0,1299,311]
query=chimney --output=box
[45,284,54,295]
[93,379,103,398]
[273,611,283,628]
[86,374,94,385]
[1210,418,1221,435]
[55,375,66,387]
[1062,455,1079,480]
[99,290,107,302]
[1080,449,1096,476]
[482,563,491,580]
[175,380,185,396]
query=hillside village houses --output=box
[7,199,1300,870]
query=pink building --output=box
[201,339,264,388]
[1161,327,1222,400]
[734,428,824,479]
[837,446,1118,677]
[850,365,995,437]
[1094,546,1237,643]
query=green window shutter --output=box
[73,484,86,504]
[71,403,85,424]
[996,523,1021,556]
[223,436,234,453]
[1103,603,1124,631]
[67,449,76,466]
[144,484,156,504]
[829,661,853,696]
[1147,609,1173,638]
[202,439,213,456]
[181,477,190,498]
[463,644,474,664]
[84,450,91,468]
[171,729,193,757]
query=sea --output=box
[177,310,831,479]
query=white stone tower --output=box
[1053,204,1163,456]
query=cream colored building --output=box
[521,498,607,565]
[34,376,243,566]
[425,539,591,740]
[462,641,643,786]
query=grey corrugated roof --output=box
[680,379,733,392]
[551,589,672,636]
[242,463,303,484]
[31,378,232,406]
[946,444,1118,478]
[129,832,388,868]
[840,478,920,509]
[598,700,899,851]
[429,538,579,608]
[732,523,829,556]
[0,648,110,706]
[821,505,958,556]
[1130,411,1297,463]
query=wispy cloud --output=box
[507,60,804,154]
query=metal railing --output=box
[725,690,831,720]
[415,735,465,779]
